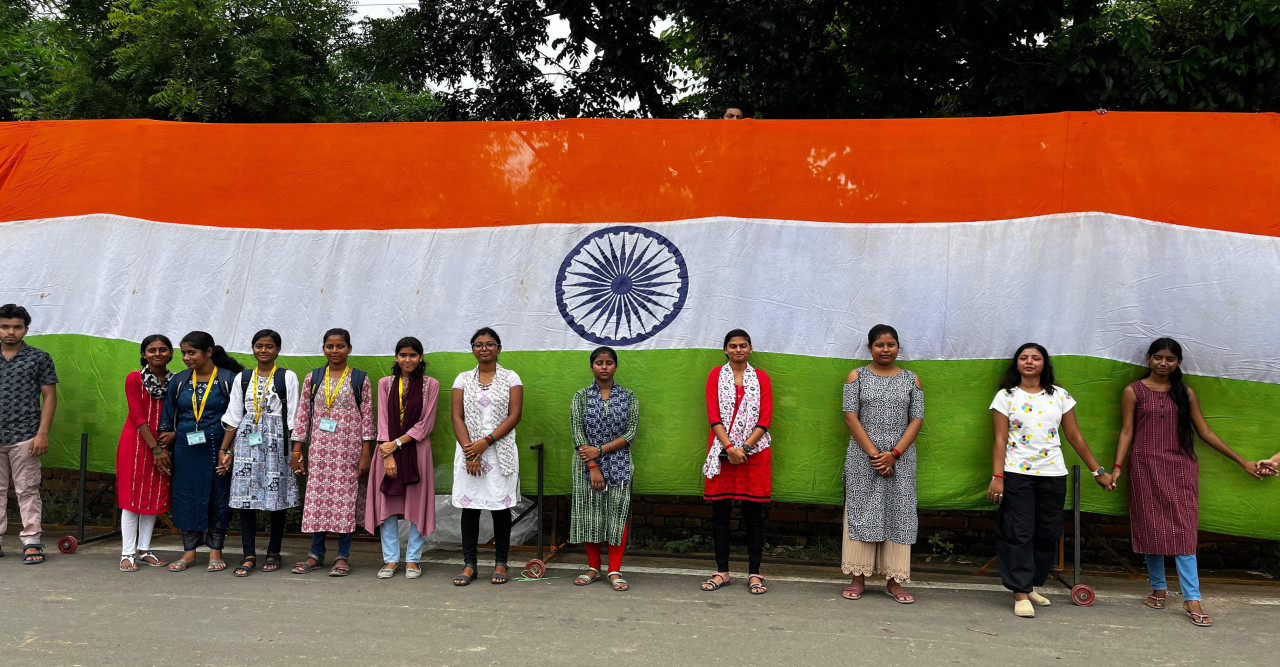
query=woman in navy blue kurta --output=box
[159,331,243,572]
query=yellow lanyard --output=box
[323,366,350,415]
[398,376,407,421]
[191,367,218,426]
[251,366,276,424]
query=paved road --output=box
[2,532,1277,666]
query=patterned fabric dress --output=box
[293,370,375,533]
[843,368,923,545]
[116,371,171,514]
[451,366,522,510]
[1127,381,1199,555]
[225,370,301,512]
[569,382,639,546]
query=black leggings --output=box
[240,509,287,557]
[712,499,765,575]
[461,508,512,568]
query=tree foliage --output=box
[2,0,1276,122]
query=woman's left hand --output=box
[589,468,606,491]
[216,450,233,475]
[577,445,597,462]
[384,455,397,479]
[461,440,488,459]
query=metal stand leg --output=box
[1072,464,1082,587]
[77,433,88,543]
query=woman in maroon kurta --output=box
[1113,338,1262,627]
[700,329,773,595]
[115,335,174,571]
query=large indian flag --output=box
[2,114,1278,538]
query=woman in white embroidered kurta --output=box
[450,327,523,586]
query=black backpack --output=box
[240,368,292,442]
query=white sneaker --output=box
[1028,590,1052,606]
[1014,599,1036,617]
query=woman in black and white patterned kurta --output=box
[841,325,924,603]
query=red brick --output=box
[768,509,806,523]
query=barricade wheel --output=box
[523,559,546,579]
[58,536,78,554]
[1071,584,1095,606]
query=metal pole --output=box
[77,433,88,543]
[534,443,545,561]
[1073,464,1082,587]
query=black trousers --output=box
[712,499,765,575]
[996,473,1067,593]
[461,508,512,567]
[240,509,287,556]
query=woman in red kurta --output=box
[700,329,773,595]
[115,335,175,571]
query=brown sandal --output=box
[842,583,864,600]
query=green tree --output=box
[1,1,71,120]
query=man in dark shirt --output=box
[0,304,58,564]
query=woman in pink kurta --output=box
[366,337,440,579]
[290,328,376,577]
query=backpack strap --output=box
[274,368,291,442]
[240,369,253,396]
[350,369,367,410]
[308,367,366,411]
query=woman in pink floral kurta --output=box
[290,329,376,576]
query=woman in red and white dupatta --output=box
[700,329,773,595]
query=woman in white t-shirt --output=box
[987,343,1114,618]
[449,327,524,586]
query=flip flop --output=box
[138,551,168,568]
[119,555,138,572]
[1145,595,1166,610]
[168,558,195,572]
[207,560,227,572]
[1186,608,1213,627]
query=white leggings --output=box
[121,510,158,556]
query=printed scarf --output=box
[702,362,771,479]
[461,365,519,476]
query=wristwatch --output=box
[1092,466,1107,477]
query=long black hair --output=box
[998,343,1055,396]
[180,331,244,373]
[1144,337,1195,458]
[391,336,427,378]
[138,334,173,367]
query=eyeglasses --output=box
[472,342,499,350]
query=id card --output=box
[318,418,338,433]
[247,432,264,446]
[187,430,207,446]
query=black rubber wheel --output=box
[1071,584,1095,606]
[58,536,78,554]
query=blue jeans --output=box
[1146,554,1201,601]
[380,516,425,563]
[310,531,353,561]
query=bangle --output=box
[484,434,495,446]
[891,448,902,459]
[992,474,1004,479]
[597,445,605,457]
[1112,463,1122,470]
[588,463,599,469]
[292,449,302,455]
